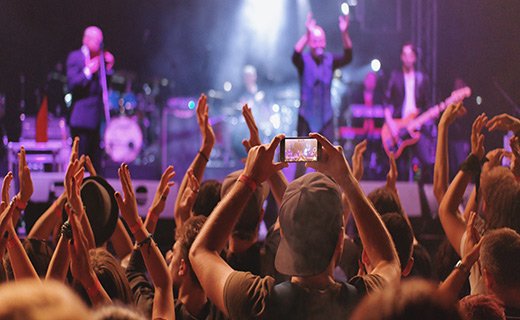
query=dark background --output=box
[1,0,519,161]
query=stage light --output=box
[64,93,72,106]
[188,101,195,109]
[341,3,350,15]
[272,104,280,112]
[347,0,358,6]
[371,59,381,72]
[476,96,482,105]
[223,81,232,92]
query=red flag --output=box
[35,95,48,142]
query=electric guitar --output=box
[381,86,471,159]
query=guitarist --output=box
[383,42,434,183]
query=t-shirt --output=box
[225,242,263,276]
[223,271,378,320]
[175,299,227,320]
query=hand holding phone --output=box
[280,137,322,162]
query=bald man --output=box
[292,13,353,178]
[66,26,114,171]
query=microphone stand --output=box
[99,42,111,125]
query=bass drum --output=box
[104,116,143,163]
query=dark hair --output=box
[382,213,413,272]
[3,238,53,280]
[72,248,133,306]
[192,180,221,217]
[352,279,464,320]
[175,215,206,287]
[480,228,520,291]
[459,294,505,320]
[402,41,418,55]
[481,166,520,233]
[368,187,405,216]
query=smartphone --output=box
[280,137,321,162]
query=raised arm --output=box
[242,104,288,207]
[438,211,482,301]
[439,113,487,256]
[189,135,287,314]
[28,192,66,240]
[174,93,215,224]
[307,133,400,287]
[434,102,466,203]
[1,198,39,281]
[146,166,175,233]
[174,169,199,229]
[116,164,174,320]
[68,209,112,307]
[339,14,352,50]
[295,13,314,53]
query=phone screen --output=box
[280,137,321,162]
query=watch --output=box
[455,260,469,275]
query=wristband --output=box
[129,219,144,234]
[136,233,153,248]
[147,210,159,223]
[238,174,257,192]
[86,277,102,297]
[15,197,27,211]
[454,260,470,276]
[199,150,209,162]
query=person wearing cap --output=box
[293,12,353,179]
[189,133,400,319]
[221,170,269,276]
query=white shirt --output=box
[402,71,417,119]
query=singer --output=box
[66,26,114,171]
[292,13,352,177]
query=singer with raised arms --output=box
[292,12,353,178]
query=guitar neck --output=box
[410,96,460,130]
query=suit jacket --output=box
[384,69,431,119]
[66,48,103,129]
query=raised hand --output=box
[17,147,33,204]
[64,157,85,215]
[306,133,352,186]
[471,113,487,160]
[243,134,288,185]
[196,93,215,150]
[462,211,482,272]
[510,136,520,178]
[440,102,466,127]
[84,155,97,177]
[242,104,262,152]
[115,164,140,227]
[176,169,200,226]
[339,14,349,33]
[305,12,316,34]
[149,166,175,216]
[385,152,398,193]
[352,139,367,181]
[104,51,115,70]
[486,113,520,133]
[1,172,13,212]
[85,56,100,74]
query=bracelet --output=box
[129,219,144,234]
[86,277,102,297]
[136,233,153,248]
[238,174,257,192]
[454,260,470,276]
[147,210,159,223]
[459,154,481,175]
[60,221,73,240]
[198,150,209,162]
[14,197,27,211]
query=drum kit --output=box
[103,71,162,164]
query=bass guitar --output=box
[381,86,471,159]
